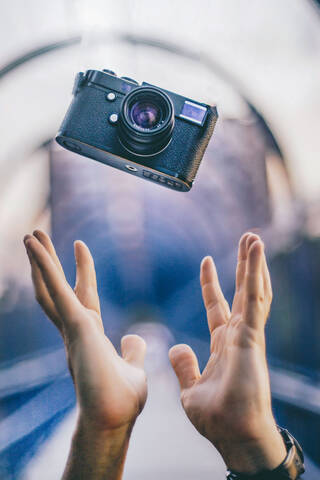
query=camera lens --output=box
[130,101,161,129]
[118,87,174,156]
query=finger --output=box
[232,233,261,313]
[121,335,146,368]
[24,236,83,327]
[169,344,200,390]
[27,246,63,331]
[33,230,65,278]
[31,230,68,329]
[246,233,261,256]
[243,240,265,329]
[235,232,252,291]
[74,241,101,315]
[200,256,230,333]
[236,232,260,291]
[246,234,272,302]
[262,249,273,315]
[25,234,63,330]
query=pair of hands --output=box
[23,230,286,479]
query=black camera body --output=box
[56,69,218,192]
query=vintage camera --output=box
[56,69,218,192]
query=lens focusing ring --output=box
[118,87,174,156]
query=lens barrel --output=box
[118,87,174,156]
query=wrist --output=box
[62,418,133,480]
[76,398,139,432]
[75,414,134,444]
[216,422,287,475]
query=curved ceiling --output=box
[1,0,320,200]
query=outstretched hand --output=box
[23,230,287,477]
[169,233,286,474]
[24,231,147,432]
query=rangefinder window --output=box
[180,101,208,126]
[56,69,218,192]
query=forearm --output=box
[62,418,133,480]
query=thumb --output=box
[169,344,200,390]
[121,334,146,368]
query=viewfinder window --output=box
[180,101,207,125]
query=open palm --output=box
[169,233,285,470]
[24,230,147,431]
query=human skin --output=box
[24,230,147,480]
[169,232,287,474]
[24,230,287,478]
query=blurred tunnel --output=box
[0,1,320,479]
